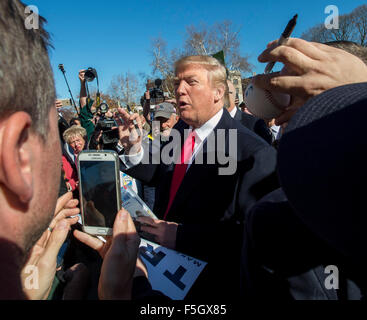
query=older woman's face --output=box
[68,135,85,155]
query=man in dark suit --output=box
[226,80,273,145]
[117,55,278,298]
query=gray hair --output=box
[63,126,87,144]
[0,0,55,139]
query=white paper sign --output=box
[120,184,157,220]
[139,239,207,300]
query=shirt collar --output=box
[190,108,223,144]
[270,125,280,134]
[229,107,237,118]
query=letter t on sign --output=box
[164,266,187,290]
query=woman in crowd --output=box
[62,126,87,191]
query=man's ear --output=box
[0,112,34,204]
[214,85,225,104]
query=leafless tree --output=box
[351,4,367,46]
[330,13,356,42]
[109,72,140,106]
[149,20,252,87]
[301,13,355,43]
[184,20,252,74]
[301,5,367,47]
[185,23,213,55]
[149,37,181,97]
[301,23,330,42]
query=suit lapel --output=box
[166,110,233,218]
[233,108,242,121]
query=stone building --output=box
[228,70,244,104]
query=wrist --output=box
[125,145,141,155]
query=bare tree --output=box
[301,5,367,47]
[301,23,329,42]
[149,37,180,97]
[351,4,367,46]
[109,72,140,106]
[184,20,252,74]
[330,13,356,42]
[149,20,252,86]
[185,23,213,55]
[82,89,121,110]
[301,14,355,43]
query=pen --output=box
[264,14,298,74]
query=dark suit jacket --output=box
[233,108,273,145]
[123,108,279,299]
[241,188,364,300]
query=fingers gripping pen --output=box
[264,14,298,74]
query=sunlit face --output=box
[174,64,219,128]
[25,107,61,253]
[227,81,236,112]
[68,135,86,155]
[155,115,177,137]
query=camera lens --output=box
[85,68,97,82]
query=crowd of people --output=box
[1,0,367,301]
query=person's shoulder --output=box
[238,109,269,132]
[239,109,257,124]
[229,114,270,148]
[220,110,275,159]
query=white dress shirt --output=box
[229,107,237,118]
[189,108,223,168]
[120,108,224,170]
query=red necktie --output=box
[163,131,196,220]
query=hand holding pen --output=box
[264,14,298,74]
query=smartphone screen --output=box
[79,160,118,229]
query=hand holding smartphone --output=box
[78,151,121,236]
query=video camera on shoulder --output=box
[148,79,165,105]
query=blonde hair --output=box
[174,55,228,93]
[63,125,87,144]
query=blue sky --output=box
[30,0,366,100]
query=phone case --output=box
[77,150,121,235]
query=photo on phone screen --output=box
[79,157,119,230]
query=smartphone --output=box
[77,150,121,236]
[59,98,72,107]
